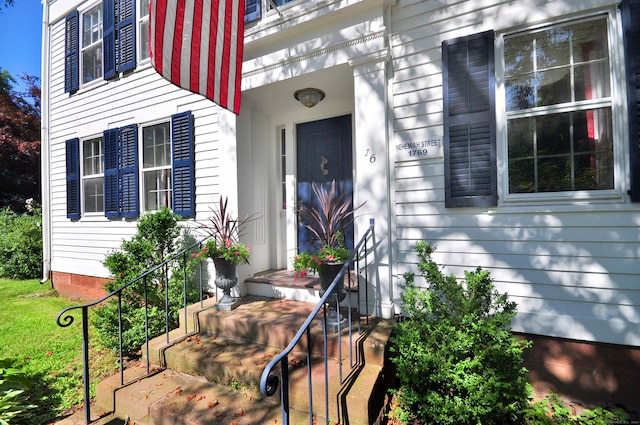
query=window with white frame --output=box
[142,122,172,211]
[66,112,194,220]
[504,17,614,194]
[138,0,150,61]
[82,137,104,213]
[81,3,103,84]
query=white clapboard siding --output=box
[389,0,639,345]
[47,11,224,279]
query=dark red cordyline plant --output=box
[297,180,365,248]
[198,196,256,244]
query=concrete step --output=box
[94,367,287,425]
[246,269,361,307]
[82,296,393,425]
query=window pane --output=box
[82,5,102,47]
[537,68,571,106]
[143,123,170,167]
[83,138,103,175]
[504,35,533,75]
[538,156,572,192]
[139,0,150,60]
[507,108,613,193]
[536,27,571,69]
[139,20,149,59]
[505,18,610,111]
[84,177,104,213]
[144,170,171,210]
[536,113,571,156]
[82,45,103,83]
[508,157,536,193]
[575,62,610,101]
[508,118,535,193]
[573,20,608,62]
[140,0,149,17]
[505,74,536,110]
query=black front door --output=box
[296,114,353,252]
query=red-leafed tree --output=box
[0,68,41,213]
[0,0,14,10]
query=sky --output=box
[0,0,43,92]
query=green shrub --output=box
[389,241,532,425]
[0,201,42,279]
[0,358,37,425]
[93,208,200,354]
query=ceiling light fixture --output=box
[294,88,326,108]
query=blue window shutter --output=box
[66,138,81,219]
[103,0,117,79]
[104,129,120,217]
[171,111,195,217]
[442,30,497,208]
[117,0,136,73]
[622,0,640,202]
[119,125,139,218]
[245,0,260,23]
[64,11,79,93]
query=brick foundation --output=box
[519,333,640,417]
[51,271,109,301]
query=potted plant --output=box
[293,180,365,328]
[197,197,254,310]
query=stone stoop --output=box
[245,269,361,308]
[68,295,393,425]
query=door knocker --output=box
[320,156,329,175]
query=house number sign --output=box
[365,149,376,163]
[395,138,442,160]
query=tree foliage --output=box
[93,208,201,354]
[0,0,14,12]
[0,68,41,212]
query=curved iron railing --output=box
[260,218,376,425]
[56,237,212,424]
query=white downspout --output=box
[40,0,52,285]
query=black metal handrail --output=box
[260,218,375,425]
[56,237,212,424]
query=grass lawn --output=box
[0,278,118,424]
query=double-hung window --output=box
[66,112,195,220]
[142,122,171,211]
[82,137,104,213]
[504,18,614,195]
[65,0,136,91]
[81,4,103,84]
[443,2,640,207]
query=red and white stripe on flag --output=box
[149,0,245,115]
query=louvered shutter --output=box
[103,0,117,79]
[64,11,79,93]
[119,125,139,218]
[104,129,120,217]
[117,0,136,73]
[443,30,497,208]
[245,0,260,23]
[171,112,195,217]
[66,138,81,219]
[622,0,640,202]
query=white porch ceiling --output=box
[242,64,354,113]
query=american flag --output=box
[149,0,245,114]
